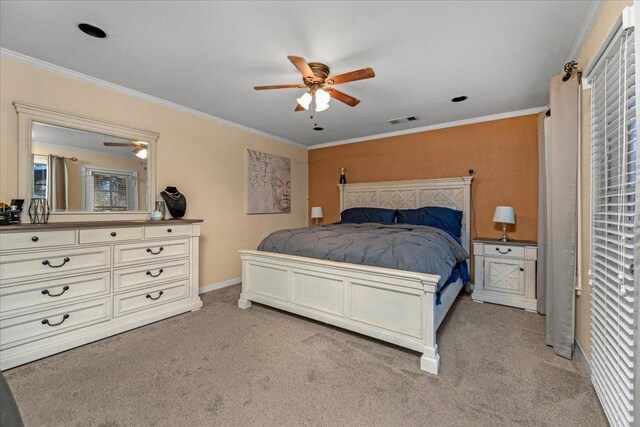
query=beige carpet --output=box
[5,285,606,426]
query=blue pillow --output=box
[396,207,428,225]
[340,207,396,224]
[422,206,463,238]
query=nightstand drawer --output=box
[484,244,524,258]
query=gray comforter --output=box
[257,223,469,289]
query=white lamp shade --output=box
[311,206,323,219]
[315,88,330,111]
[296,92,312,110]
[135,148,148,159]
[493,206,515,224]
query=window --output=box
[588,13,637,426]
[83,166,138,212]
[32,154,48,198]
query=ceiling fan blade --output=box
[328,89,361,107]
[294,104,305,112]
[327,67,375,85]
[103,142,135,146]
[288,56,314,79]
[254,84,306,90]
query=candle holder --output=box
[28,198,50,224]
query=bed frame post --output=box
[420,283,440,374]
[238,260,252,309]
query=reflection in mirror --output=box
[31,123,149,212]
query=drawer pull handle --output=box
[146,269,164,278]
[42,257,70,268]
[495,248,512,255]
[31,236,39,242]
[110,232,117,237]
[42,285,70,297]
[167,228,172,233]
[146,291,164,301]
[146,247,164,255]
[520,267,524,272]
[42,314,69,327]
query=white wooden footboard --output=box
[238,250,442,374]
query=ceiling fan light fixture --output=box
[297,92,312,110]
[135,148,148,159]
[315,88,330,111]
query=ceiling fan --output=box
[103,141,148,159]
[254,56,375,112]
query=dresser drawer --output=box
[0,229,76,252]
[113,239,190,267]
[114,259,190,293]
[0,272,110,316]
[0,246,111,282]
[484,244,524,258]
[113,280,190,317]
[145,224,192,239]
[0,298,111,349]
[79,227,143,244]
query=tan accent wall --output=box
[575,0,631,361]
[0,57,308,287]
[32,143,148,211]
[309,114,540,242]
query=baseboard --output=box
[198,277,242,294]
[574,339,592,377]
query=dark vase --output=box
[160,186,186,219]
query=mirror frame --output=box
[14,102,159,222]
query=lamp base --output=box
[500,222,509,242]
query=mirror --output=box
[30,123,149,213]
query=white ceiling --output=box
[32,122,139,159]
[1,1,595,146]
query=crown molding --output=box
[1,48,306,149]
[565,0,605,62]
[308,106,547,150]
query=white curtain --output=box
[544,74,579,359]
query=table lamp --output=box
[493,206,515,242]
[311,206,323,226]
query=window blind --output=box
[83,167,138,212]
[590,24,637,427]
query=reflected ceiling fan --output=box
[254,56,375,112]
[103,141,148,159]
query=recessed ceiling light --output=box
[78,23,107,39]
[451,96,468,103]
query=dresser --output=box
[0,219,203,370]
[472,238,537,312]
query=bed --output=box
[238,176,472,374]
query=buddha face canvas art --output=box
[247,149,291,214]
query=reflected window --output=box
[32,154,48,198]
[83,167,138,212]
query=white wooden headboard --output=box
[338,176,473,254]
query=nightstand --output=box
[472,238,537,312]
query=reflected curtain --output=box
[544,74,579,359]
[47,155,68,211]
